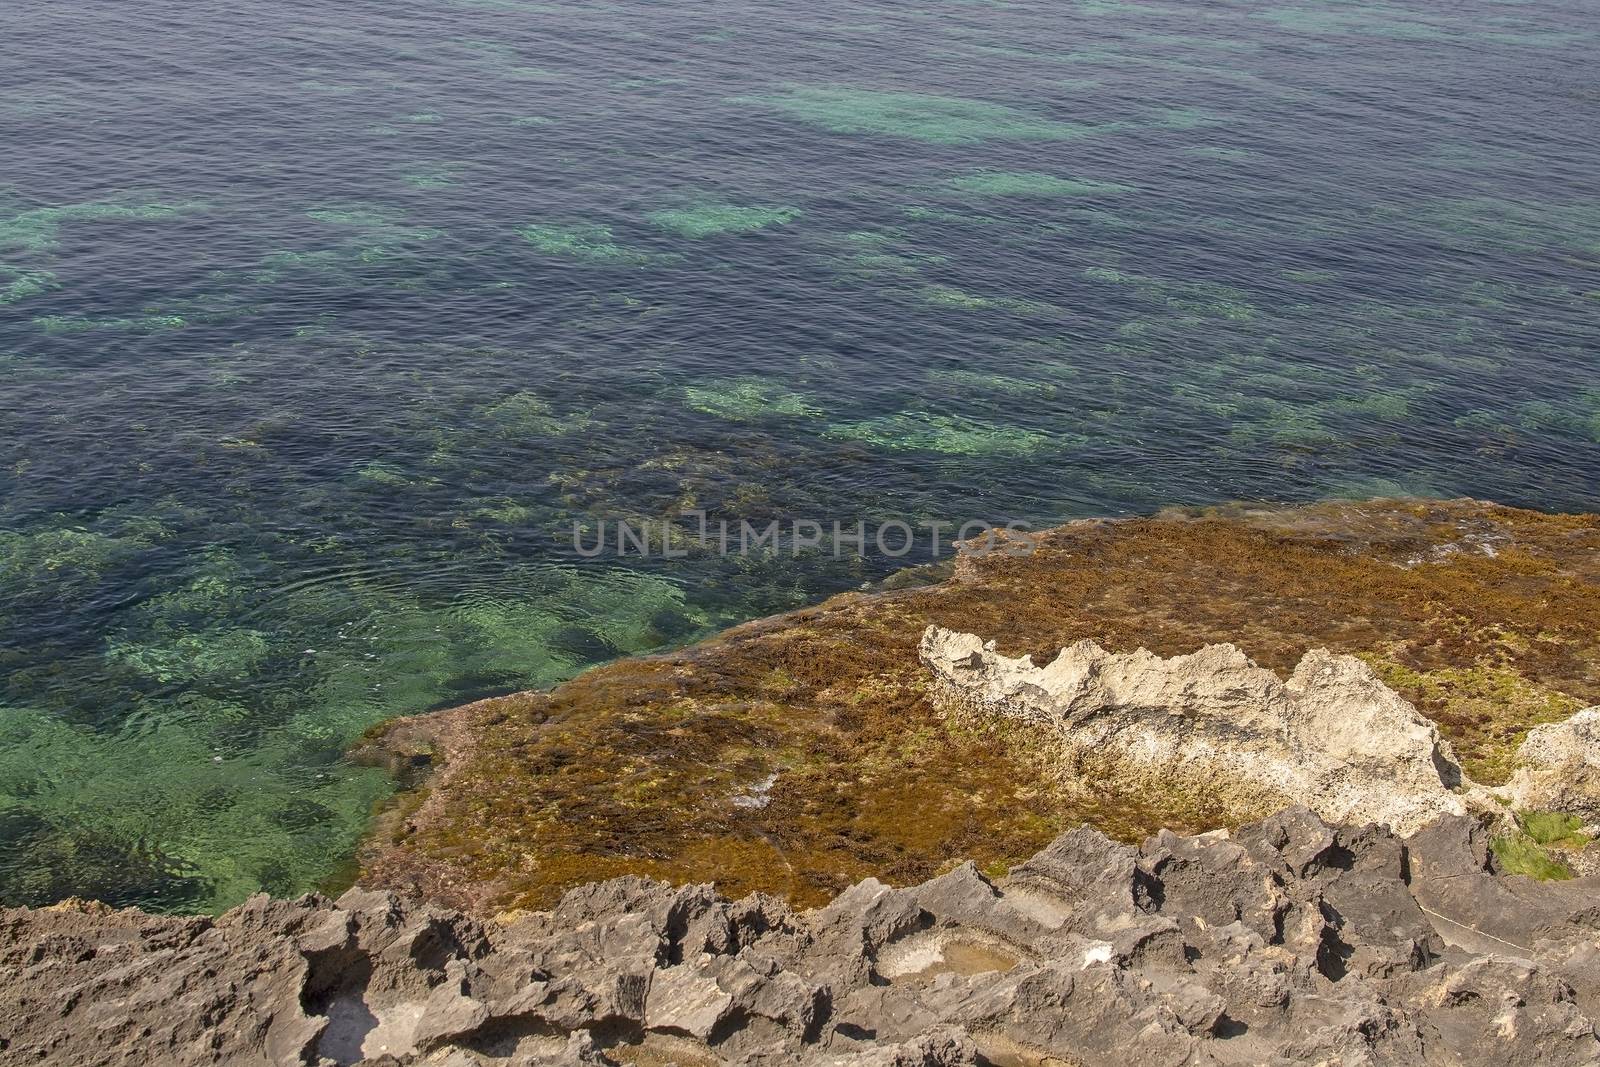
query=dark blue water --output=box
[2,0,1597,912]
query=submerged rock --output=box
[4,809,1599,1065]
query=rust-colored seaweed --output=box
[357,499,1600,915]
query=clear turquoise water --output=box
[2,0,1598,911]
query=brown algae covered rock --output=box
[357,498,1600,915]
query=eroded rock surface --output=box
[5,809,1599,1066]
[921,627,1600,839]
[1509,710,1600,827]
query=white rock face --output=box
[918,626,1470,836]
[1508,709,1600,827]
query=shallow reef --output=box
[358,498,1600,915]
[648,202,800,238]
[944,171,1134,198]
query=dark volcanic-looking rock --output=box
[3,809,1598,1066]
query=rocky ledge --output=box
[5,807,1600,1066]
[6,498,1600,1065]
[920,629,1600,845]
[356,498,1600,913]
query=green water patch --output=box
[0,525,153,612]
[900,205,1013,229]
[944,172,1134,197]
[353,461,441,490]
[297,79,360,95]
[0,704,393,910]
[830,232,950,279]
[648,202,800,238]
[33,314,187,335]
[0,197,202,256]
[682,378,824,421]
[1079,265,1259,321]
[742,86,1099,144]
[917,284,1064,317]
[0,545,706,912]
[451,36,568,80]
[1146,107,1229,131]
[400,164,468,191]
[1509,391,1600,444]
[0,265,57,305]
[245,249,367,283]
[518,222,666,264]
[1319,474,1447,502]
[1281,267,1340,284]
[1329,388,1426,421]
[825,411,1052,457]
[481,391,595,436]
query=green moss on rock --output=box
[1491,833,1574,880]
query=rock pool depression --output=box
[1,0,1598,911]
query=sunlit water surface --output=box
[2,0,1598,910]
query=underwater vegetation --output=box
[915,284,1064,318]
[944,172,1134,198]
[0,266,57,305]
[33,314,188,334]
[648,203,800,238]
[0,536,706,912]
[401,164,467,191]
[0,525,152,614]
[0,197,203,315]
[1387,197,1600,257]
[518,222,666,264]
[682,378,823,421]
[825,412,1052,457]
[0,198,201,256]
[480,391,595,437]
[926,367,1060,400]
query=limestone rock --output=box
[1507,709,1600,827]
[918,626,1473,835]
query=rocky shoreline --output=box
[356,498,1600,913]
[4,807,1599,1065]
[920,627,1600,852]
[3,497,1600,1065]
